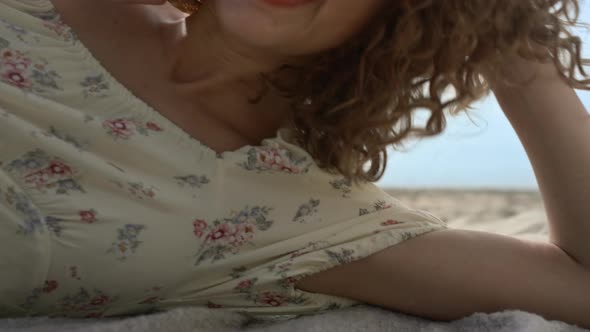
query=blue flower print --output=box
[107,224,147,261]
[2,186,44,235]
[292,198,321,224]
[329,177,353,198]
[80,74,110,98]
[359,199,393,216]
[174,174,211,189]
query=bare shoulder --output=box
[295,228,590,326]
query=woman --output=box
[0,0,589,327]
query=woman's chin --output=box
[212,0,322,52]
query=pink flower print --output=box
[205,223,232,243]
[239,147,311,174]
[204,223,255,247]
[104,118,165,138]
[380,219,401,226]
[2,69,32,89]
[229,223,255,246]
[207,301,223,309]
[79,210,97,224]
[288,248,312,259]
[90,295,110,306]
[103,119,135,139]
[138,285,164,305]
[0,47,62,93]
[193,219,207,238]
[48,161,73,176]
[287,240,329,259]
[373,200,393,212]
[57,288,117,313]
[2,50,12,58]
[194,206,273,266]
[257,148,300,174]
[146,122,163,132]
[0,49,63,93]
[23,160,73,186]
[23,168,52,186]
[2,49,27,65]
[42,280,58,293]
[259,292,287,307]
[127,182,157,199]
[7,150,83,194]
[193,219,207,229]
[235,279,254,291]
[43,20,75,42]
[278,276,300,289]
[284,277,298,285]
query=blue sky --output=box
[377,2,590,189]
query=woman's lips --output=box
[259,0,318,8]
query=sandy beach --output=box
[382,188,549,242]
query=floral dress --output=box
[0,0,448,323]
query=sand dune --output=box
[382,188,549,242]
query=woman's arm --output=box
[487,54,590,267]
[295,54,590,328]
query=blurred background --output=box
[377,0,590,190]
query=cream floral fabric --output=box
[0,0,448,322]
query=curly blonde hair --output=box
[262,0,590,187]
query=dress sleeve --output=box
[212,152,449,321]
